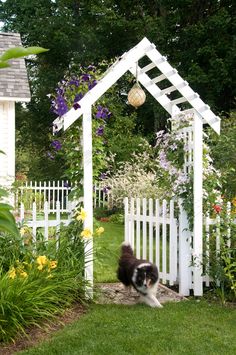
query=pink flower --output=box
[213,204,222,214]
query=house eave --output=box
[0,97,31,103]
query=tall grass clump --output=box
[0,206,96,343]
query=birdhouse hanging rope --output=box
[128,62,146,108]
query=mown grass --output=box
[93,221,170,282]
[94,221,124,282]
[19,301,236,355]
[10,220,236,354]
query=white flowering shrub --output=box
[101,149,167,208]
[101,112,222,217]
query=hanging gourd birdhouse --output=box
[128,82,146,108]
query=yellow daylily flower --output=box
[20,227,26,236]
[8,267,16,279]
[20,271,28,278]
[232,197,236,207]
[76,208,87,222]
[95,227,105,236]
[50,260,57,269]
[36,255,48,266]
[80,228,92,238]
[37,264,44,271]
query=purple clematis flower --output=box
[102,186,111,194]
[47,152,55,160]
[51,140,62,151]
[55,95,68,116]
[81,73,90,81]
[99,172,107,180]
[88,80,97,90]
[73,102,81,110]
[74,93,83,102]
[96,126,104,136]
[87,65,96,71]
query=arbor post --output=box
[82,104,93,298]
[193,111,203,296]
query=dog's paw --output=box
[150,303,163,308]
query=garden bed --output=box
[0,303,86,355]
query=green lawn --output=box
[12,220,236,354]
[19,301,236,355]
[94,221,124,282]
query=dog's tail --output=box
[121,241,134,255]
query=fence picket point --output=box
[20,202,24,223]
[56,200,61,248]
[136,198,141,259]
[162,200,167,284]
[204,213,210,287]
[149,198,153,263]
[142,198,147,260]
[32,202,37,243]
[169,199,177,285]
[44,201,49,242]
[155,199,160,270]
[130,198,135,250]
[124,197,129,244]
[227,202,231,248]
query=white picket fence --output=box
[124,197,235,295]
[203,202,233,286]
[15,180,112,213]
[18,201,73,242]
[15,180,73,213]
[93,183,113,208]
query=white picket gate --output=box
[124,197,179,286]
[124,197,235,295]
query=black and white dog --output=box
[117,242,162,308]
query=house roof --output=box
[53,37,220,134]
[0,32,31,102]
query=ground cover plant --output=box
[18,301,236,355]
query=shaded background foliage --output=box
[0,0,235,183]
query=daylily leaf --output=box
[0,210,16,223]
[0,46,49,61]
[0,203,14,211]
[0,61,10,68]
[0,189,8,198]
[0,218,19,236]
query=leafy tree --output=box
[1,0,235,180]
[207,111,236,199]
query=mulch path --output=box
[0,282,185,354]
[95,282,187,305]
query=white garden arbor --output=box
[53,37,220,296]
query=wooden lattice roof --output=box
[0,32,31,102]
[53,37,220,134]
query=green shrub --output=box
[109,213,124,224]
[203,204,236,304]
[0,214,90,343]
[0,262,85,343]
